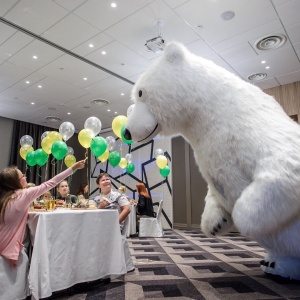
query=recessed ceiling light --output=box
[83,77,87,80]
[261,60,266,64]
[89,44,94,48]
[33,55,38,59]
[91,99,109,106]
[265,66,270,69]
[101,51,106,55]
[31,102,35,105]
[111,3,117,8]
[220,10,235,21]
[121,93,124,96]
[107,109,111,112]
[67,112,71,115]
[114,112,117,114]
[26,81,30,84]
[38,85,42,88]
[45,116,61,122]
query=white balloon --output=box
[20,135,33,150]
[154,148,164,159]
[67,146,74,155]
[59,122,75,141]
[84,117,102,138]
[127,104,135,117]
[106,136,116,151]
[41,131,50,140]
[125,153,132,164]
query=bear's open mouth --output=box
[138,124,159,142]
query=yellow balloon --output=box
[119,158,128,169]
[47,131,62,144]
[112,115,127,138]
[156,155,168,169]
[19,146,34,160]
[78,129,92,148]
[64,154,76,168]
[98,149,109,163]
[41,137,52,154]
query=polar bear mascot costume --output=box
[124,42,300,280]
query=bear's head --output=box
[124,41,234,144]
[124,41,200,143]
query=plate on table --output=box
[31,208,47,212]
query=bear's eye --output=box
[139,90,142,97]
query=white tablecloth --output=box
[123,205,136,237]
[27,209,127,299]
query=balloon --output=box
[154,148,164,159]
[67,146,74,155]
[51,141,68,160]
[20,135,33,150]
[125,153,132,164]
[119,158,127,169]
[160,166,170,178]
[20,146,34,160]
[109,151,121,167]
[156,155,168,169]
[47,131,62,144]
[106,136,116,151]
[127,104,135,117]
[64,154,76,167]
[78,129,92,148]
[59,122,75,141]
[41,136,52,154]
[90,136,107,157]
[84,117,102,138]
[98,149,109,163]
[121,124,133,145]
[41,131,50,140]
[26,151,37,167]
[35,148,49,167]
[126,163,135,174]
[112,115,127,138]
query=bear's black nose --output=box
[124,128,132,141]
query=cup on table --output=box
[45,197,55,211]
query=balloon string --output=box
[85,149,89,199]
[45,160,48,182]
[38,167,42,178]
[60,160,63,172]
[51,158,58,166]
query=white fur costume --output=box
[125,42,300,280]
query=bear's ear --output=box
[164,42,185,64]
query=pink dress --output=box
[0,168,73,265]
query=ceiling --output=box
[0,0,299,132]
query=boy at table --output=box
[92,173,131,230]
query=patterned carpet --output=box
[47,229,300,300]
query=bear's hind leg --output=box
[260,254,300,280]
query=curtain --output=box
[9,120,60,187]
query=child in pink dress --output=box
[0,159,86,266]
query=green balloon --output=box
[51,141,68,160]
[160,165,170,178]
[109,151,121,167]
[35,148,49,167]
[121,124,133,145]
[26,151,37,167]
[90,136,107,157]
[126,163,135,174]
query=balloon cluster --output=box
[154,149,170,178]
[19,121,77,168]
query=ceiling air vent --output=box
[91,99,109,106]
[45,116,62,122]
[255,34,286,51]
[247,73,267,81]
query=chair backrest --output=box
[156,199,163,220]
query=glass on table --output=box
[45,196,55,211]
